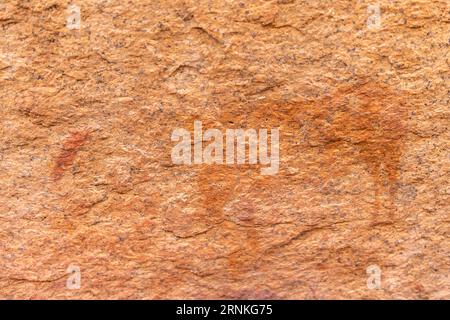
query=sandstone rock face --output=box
[0,0,448,299]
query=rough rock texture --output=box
[0,0,449,299]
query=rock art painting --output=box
[0,0,448,300]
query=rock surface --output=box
[0,0,448,299]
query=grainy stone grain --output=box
[0,0,448,299]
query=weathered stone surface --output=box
[0,0,448,299]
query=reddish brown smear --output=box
[196,81,409,273]
[296,82,409,219]
[216,81,409,214]
[51,131,90,181]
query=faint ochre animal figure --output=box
[199,80,409,217]
[194,80,410,273]
[291,81,409,220]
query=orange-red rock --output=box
[0,0,448,299]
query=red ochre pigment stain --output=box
[193,80,409,271]
[299,82,409,218]
[198,81,409,214]
[51,131,90,181]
